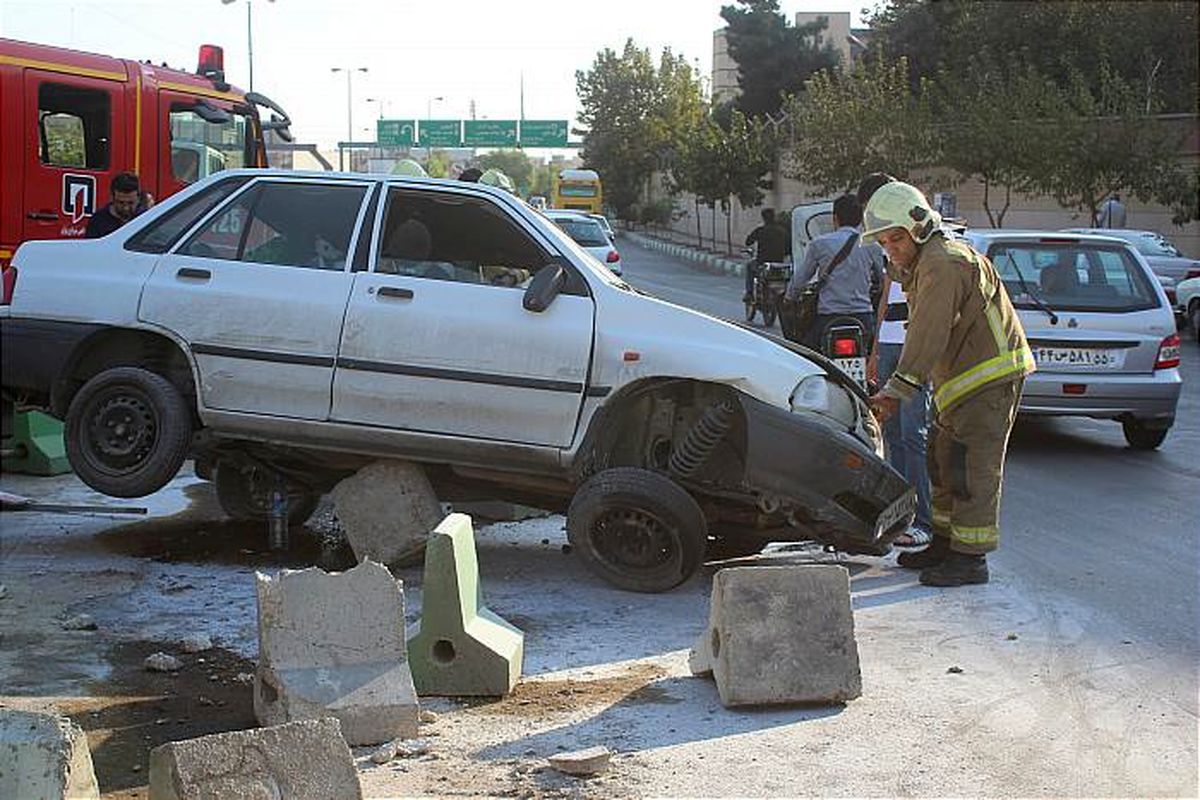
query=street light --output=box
[220,0,274,92]
[425,95,444,169]
[332,66,368,170]
[366,97,388,120]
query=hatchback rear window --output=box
[988,243,1159,312]
[554,218,608,247]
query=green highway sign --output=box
[377,119,416,146]
[463,119,518,147]
[519,120,568,147]
[420,120,461,147]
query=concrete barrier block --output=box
[692,565,861,707]
[148,718,361,800]
[254,560,419,745]
[330,460,442,567]
[0,708,99,800]
[407,513,524,696]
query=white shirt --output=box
[878,280,908,345]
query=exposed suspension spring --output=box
[668,401,735,479]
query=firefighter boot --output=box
[919,552,989,587]
[896,535,949,570]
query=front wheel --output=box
[64,367,192,498]
[567,467,707,593]
[761,297,778,327]
[1189,299,1200,344]
[214,463,319,524]
[744,297,757,322]
[1122,419,1169,450]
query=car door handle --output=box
[27,211,58,221]
[176,267,211,280]
[377,286,414,300]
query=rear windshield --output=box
[1126,234,1182,258]
[554,218,608,247]
[987,243,1159,312]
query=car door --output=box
[139,177,372,419]
[331,185,595,447]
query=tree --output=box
[474,149,534,194]
[425,150,453,178]
[784,55,939,195]
[720,0,840,119]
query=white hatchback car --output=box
[544,210,622,275]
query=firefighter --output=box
[862,181,1034,587]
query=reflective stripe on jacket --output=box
[881,234,1034,414]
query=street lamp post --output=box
[220,0,274,92]
[332,66,368,170]
[425,95,444,170]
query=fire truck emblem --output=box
[62,174,97,224]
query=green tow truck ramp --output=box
[1,407,70,476]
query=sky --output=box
[1,0,878,151]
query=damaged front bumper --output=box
[738,393,915,555]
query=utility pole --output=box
[331,66,368,171]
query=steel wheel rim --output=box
[590,507,682,574]
[84,389,157,474]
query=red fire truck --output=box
[0,37,291,271]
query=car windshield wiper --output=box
[1002,252,1058,325]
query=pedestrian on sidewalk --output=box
[863,181,1034,586]
[858,173,933,551]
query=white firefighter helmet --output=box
[861,181,941,244]
[392,158,428,177]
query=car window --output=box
[179,181,367,270]
[376,187,550,289]
[989,243,1159,312]
[125,176,250,253]
[552,218,608,247]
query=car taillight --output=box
[606,250,620,263]
[832,337,859,357]
[1,267,16,305]
[1155,333,1181,370]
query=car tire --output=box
[1122,419,1169,450]
[64,367,192,498]
[567,467,707,593]
[214,463,319,524]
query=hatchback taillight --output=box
[606,250,620,263]
[1,267,16,305]
[1155,333,1181,370]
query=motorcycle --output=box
[819,315,871,393]
[742,250,793,328]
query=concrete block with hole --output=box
[330,460,443,567]
[148,718,361,800]
[254,560,419,745]
[689,565,861,706]
[0,708,99,800]
[406,513,523,696]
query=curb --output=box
[621,231,745,278]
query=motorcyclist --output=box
[743,208,790,303]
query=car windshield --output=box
[989,243,1159,312]
[554,218,609,247]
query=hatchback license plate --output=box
[1033,347,1126,371]
[875,490,916,541]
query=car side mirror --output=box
[523,263,567,312]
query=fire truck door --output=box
[22,70,125,244]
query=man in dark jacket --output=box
[85,172,151,238]
[743,208,790,301]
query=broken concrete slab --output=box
[548,746,613,776]
[407,513,523,696]
[0,707,99,800]
[690,565,861,707]
[254,560,419,746]
[148,717,361,800]
[330,460,443,567]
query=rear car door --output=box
[332,185,595,447]
[138,177,372,419]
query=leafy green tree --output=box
[474,149,534,194]
[784,55,939,195]
[720,0,840,118]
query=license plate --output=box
[1033,346,1126,371]
[833,355,867,388]
[875,490,916,541]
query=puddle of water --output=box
[95,482,355,572]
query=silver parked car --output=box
[965,230,1182,449]
[1062,228,1200,311]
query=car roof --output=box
[209,168,518,198]
[965,230,1136,246]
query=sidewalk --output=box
[620,230,745,278]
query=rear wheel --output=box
[214,463,319,524]
[1122,419,1169,450]
[64,367,192,498]
[567,467,707,593]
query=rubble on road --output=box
[144,652,183,672]
[329,460,443,567]
[547,745,613,776]
[407,513,524,697]
[147,717,361,800]
[0,707,100,800]
[179,634,212,653]
[61,613,97,630]
[254,560,419,746]
[368,736,432,764]
[690,565,862,706]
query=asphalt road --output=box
[617,235,1200,676]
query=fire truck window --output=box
[37,83,111,169]
[169,106,250,180]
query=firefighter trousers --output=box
[928,378,1023,555]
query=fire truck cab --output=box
[0,38,290,269]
